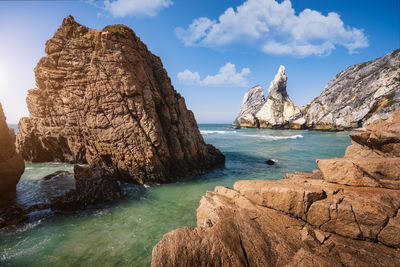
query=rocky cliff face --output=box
[16,16,224,184]
[0,103,25,201]
[234,50,400,130]
[233,66,302,129]
[303,49,400,130]
[152,109,400,267]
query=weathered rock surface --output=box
[233,66,302,128]
[234,49,400,130]
[0,103,25,201]
[303,49,400,130]
[16,16,224,184]
[152,109,400,267]
[232,85,265,127]
[50,165,122,211]
[0,203,27,228]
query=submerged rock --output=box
[152,108,400,266]
[0,103,25,201]
[265,159,275,165]
[50,165,122,211]
[16,16,224,184]
[43,170,73,180]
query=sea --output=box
[0,124,351,266]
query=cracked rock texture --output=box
[0,103,25,201]
[16,16,224,184]
[234,49,400,130]
[152,109,400,267]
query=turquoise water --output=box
[0,124,351,266]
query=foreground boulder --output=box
[16,16,224,184]
[0,103,25,201]
[50,165,122,211]
[152,109,400,266]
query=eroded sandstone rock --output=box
[0,103,25,201]
[152,109,400,267]
[16,16,224,184]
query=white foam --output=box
[200,130,237,135]
[242,134,303,140]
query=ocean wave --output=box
[200,130,237,135]
[242,134,303,140]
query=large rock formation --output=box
[233,66,302,128]
[303,49,400,130]
[16,16,224,184]
[0,103,25,201]
[152,109,400,266]
[234,49,400,130]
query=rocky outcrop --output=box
[234,49,400,130]
[232,85,265,127]
[16,16,224,184]
[50,165,122,211]
[303,49,400,130]
[152,109,400,266]
[233,66,302,128]
[0,103,25,201]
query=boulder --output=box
[0,203,27,228]
[0,103,25,201]
[50,165,122,211]
[16,16,224,184]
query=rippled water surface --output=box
[0,124,351,266]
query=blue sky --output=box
[0,0,398,123]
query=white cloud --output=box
[103,0,173,17]
[175,0,368,57]
[178,63,250,87]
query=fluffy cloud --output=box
[178,63,250,86]
[103,0,173,17]
[175,0,368,56]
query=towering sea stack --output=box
[303,49,400,130]
[16,16,224,184]
[152,109,400,267]
[0,103,25,201]
[233,66,303,129]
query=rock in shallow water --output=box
[16,16,224,184]
[0,103,25,201]
[152,109,400,267]
[50,165,122,211]
[43,170,73,180]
